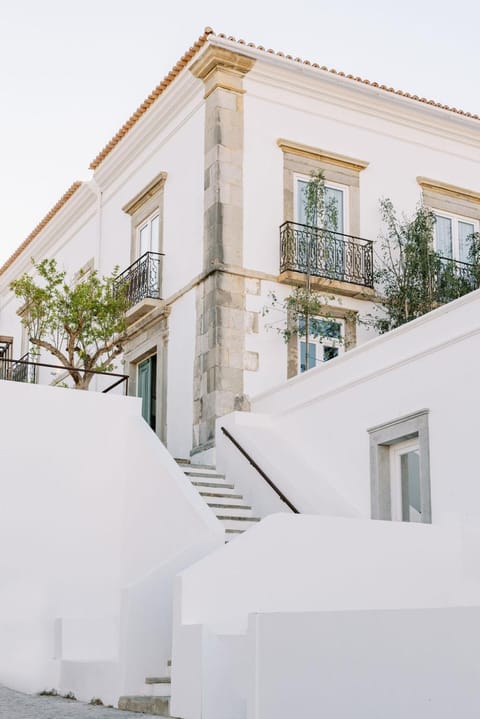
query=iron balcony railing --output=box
[435,255,478,302]
[0,356,128,394]
[115,251,164,310]
[0,352,37,383]
[280,221,374,289]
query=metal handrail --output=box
[0,357,129,394]
[220,426,299,513]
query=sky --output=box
[1,0,480,267]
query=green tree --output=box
[371,199,480,333]
[10,259,128,389]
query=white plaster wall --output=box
[0,379,222,703]
[249,288,480,526]
[242,70,480,278]
[176,514,466,634]
[167,289,196,459]
[247,606,480,719]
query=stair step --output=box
[217,515,260,522]
[118,695,170,715]
[199,491,243,500]
[185,470,226,480]
[145,676,170,684]
[176,460,216,471]
[191,480,235,490]
[207,503,252,511]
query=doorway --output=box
[137,354,157,431]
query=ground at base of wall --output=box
[0,685,162,719]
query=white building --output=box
[2,27,480,462]
[2,26,480,718]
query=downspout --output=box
[86,177,103,393]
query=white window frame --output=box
[298,315,345,373]
[293,173,349,233]
[433,209,478,263]
[390,438,421,523]
[137,210,161,259]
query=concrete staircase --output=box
[178,461,261,541]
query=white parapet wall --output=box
[171,513,480,719]
[0,379,223,704]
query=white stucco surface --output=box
[0,379,222,705]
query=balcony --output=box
[0,352,37,383]
[279,221,374,296]
[115,251,164,324]
[435,255,478,303]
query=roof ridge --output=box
[213,31,480,121]
[0,181,82,277]
[89,26,480,173]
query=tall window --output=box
[298,316,344,373]
[389,438,422,522]
[295,176,347,233]
[434,212,477,264]
[138,211,160,258]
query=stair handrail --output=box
[220,426,299,513]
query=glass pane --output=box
[323,346,339,362]
[400,449,421,522]
[458,221,475,263]
[325,187,344,233]
[310,318,342,340]
[300,341,316,372]
[150,214,160,252]
[434,215,452,258]
[297,180,308,225]
[139,225,149,257]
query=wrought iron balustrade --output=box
[115,251,164,309]
[434,255,478,302]
[280,221,374,289]
[0,356,128,393]
[0,352,37,383]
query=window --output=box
[295,175,347,233]
[434,211,477,264]
[138,211,161,259]
[298,316,344,372]
[368,410,431,524]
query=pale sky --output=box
[1,0,479,267]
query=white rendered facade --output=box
[1,30,480,460]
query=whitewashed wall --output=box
[0,379,223,704]
[247,606,480,719]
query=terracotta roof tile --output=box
[89,27,480,173]
[0,181,82,277]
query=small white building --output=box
[2,27,480,461]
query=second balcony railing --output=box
[115,251,164,310]
[280,221,374,289]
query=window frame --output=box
[298,315,345,373]
[368,409,431,524]
[432,209,478,263]
[293,173,349,233]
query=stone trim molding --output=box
[190,46,255,98]
[122,172,168,215]
[277,139,369,173]
[417,177,480,204]
[368,409,431,524]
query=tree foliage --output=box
[371,199,480,333]
[10,259,128,389]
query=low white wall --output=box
[247,606,480,719]
[176,514,468,634]
[0,379,223,703]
